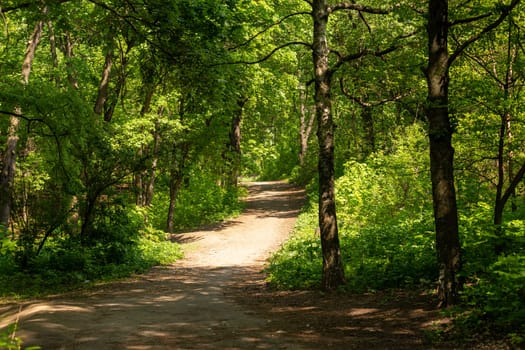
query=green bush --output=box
[151,170,245,231]
[267,124,436,292]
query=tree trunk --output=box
[425,0,461,308]
[493,30,519,250]
[135,87,155,206]
[494,112,509,229]
[94,50,113,115]
[227,98,246,187]
[103,44,131,122]
[0,21,43,227]
[312,0,345,291]
[0,116,20,227]
[298,86,315,166]
[166,170,183,234]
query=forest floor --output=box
[0,181,506,349]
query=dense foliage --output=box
[1,0,524,346]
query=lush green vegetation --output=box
[1,0,524,346]
[269,124,525,343]
[0,181,245,298]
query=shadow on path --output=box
[0,181,452,350]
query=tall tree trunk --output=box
[0,116,20,227]
[312,0,345,291]
[425,0,461,308]
[0,21,43,227]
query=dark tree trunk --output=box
[425,0,461,308]
[0,116,20,227]
[312,0,345,291]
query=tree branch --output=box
[449,0,521,65]
[501,160,525,205]
[219,41,312,65]
[1,0,70,13]
[449,12,492,26]
[332,45,399,73]
[229,12,311,51]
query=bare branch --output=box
[229,11,311,51]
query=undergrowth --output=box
[267,124,525,346]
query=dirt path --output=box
[0,181,460,349]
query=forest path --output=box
[0,181,306,349]
[0,181,453,350]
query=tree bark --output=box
[425,0,461,308]
[312,0,345,291]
